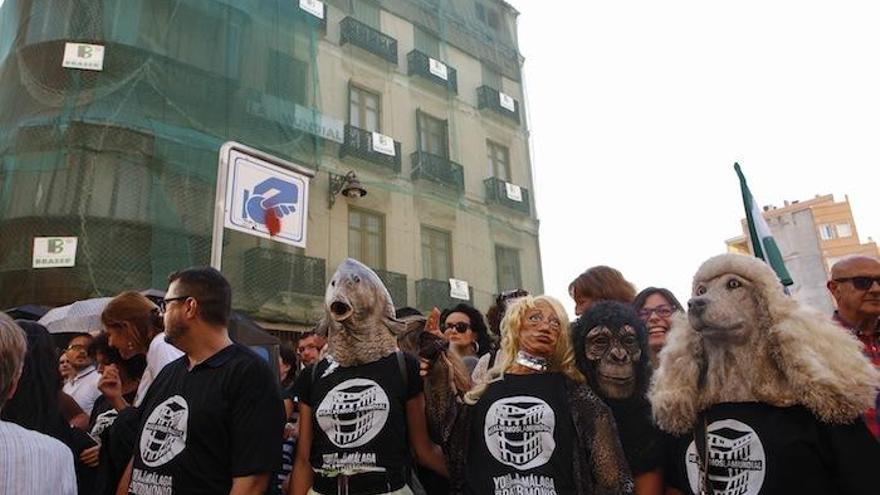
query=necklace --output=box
[515,350,548,372]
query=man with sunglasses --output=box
[828,255,880,440]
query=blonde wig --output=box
[465,295,584,404]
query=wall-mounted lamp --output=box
[328,171,367,208]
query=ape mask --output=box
[573,301,650,401]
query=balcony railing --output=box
[484,177,531,215]
[410,151,464,193]
[407,50,458,94]
[477,85,520,124]
[416,278,473,312]
[243,248,326,298]
[339,125,402,172]
[340,17,398,64]
[375,269,408,307]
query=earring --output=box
[473,341,480,354]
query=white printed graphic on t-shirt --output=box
[316,378,390,448]
[139,395,189,467]
[685,419,766,495]
[90,408,119,438]
[492,473,558,495]
[485,396,555,470]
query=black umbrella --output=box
[4,304,50,321]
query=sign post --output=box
[211,142,316,270]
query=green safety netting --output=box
[0,0,324,321]
[0,0,530,328]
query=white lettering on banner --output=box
[129,469,173,495]
[245,95,344,143]
[299,0,325,19]
[499,92,516,112]
[33,237,77,268]
[492,473,558,495]
[449,279,470,300]
[62,43,105,71]
[371,132,396,156]
[505,183,523,202]
[429,57,448,81]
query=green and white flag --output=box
[734,163,794,286]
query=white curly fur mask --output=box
[649,253,880,435]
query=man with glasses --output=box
[828,255,880,440]
[62,333,102,416]
[119,267,284,495]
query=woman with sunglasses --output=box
[446,295,633,494]
[440,303,491,373]
[100,291,182,408]
[632,288,683,369]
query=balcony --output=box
[477,86,520,124]
[484,177,531,215]
[407,50,458,94]
[339,125,402,172]
[375,269,408,307]
[243,248,326,300]
[340,17,398,64]
[416,278,473,312]
[410,151,464,193]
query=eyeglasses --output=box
[637,305,676,320]
[65,344,86,352]
[526,312,561,329]
[444,322,471,333]
[834,276,880,291]
[157,296,191,314]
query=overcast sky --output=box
[511,0,880,314]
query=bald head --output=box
[828,255,880,325]
[830,256,880,280]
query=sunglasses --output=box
[65,344,86,352]
[498,289,529,305]
[834,276,880,291]
[637,305,676,320]
[444,322,471,333]
[157,295,192,313]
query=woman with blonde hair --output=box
[100,291,182,408]
[447,295,633,495]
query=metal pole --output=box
[210,142,235,270]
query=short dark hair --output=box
[167,267,232,326]
[440,303,492,356]
[633,287,684,313]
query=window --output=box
[481,63,503,90]
[475,2,501,30]
[819,224,836,240]
[349,85,381,132]
[414,26,440,58]
[496,246,522,291]
[266,51,309,105]
[421,227,452,280]
[418,111,448,157]
[836,223,852,238]
[487,141,511,181]
[349,208,385,269]
[352,0,380,29]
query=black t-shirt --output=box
[89,391,137,439]
[128,343,284,495]
[465,372,576,495]
[294,352,422,474]
[664,402,880,495]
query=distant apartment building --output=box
[726,194,879,313]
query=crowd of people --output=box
[0,255,878,495]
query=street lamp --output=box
[328,171,367,208]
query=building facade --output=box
[726,194,879,313]
[0,0,542,335]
